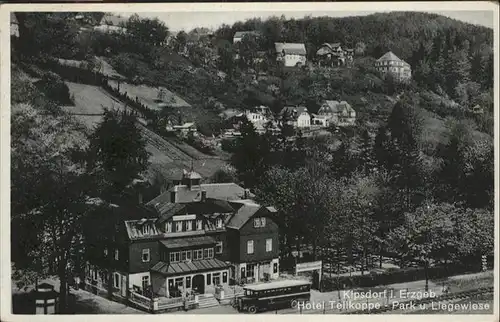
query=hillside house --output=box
[318,100,356,127]
[172,123,197,137]
[10,13,19,38]
[243,106,271,133]
[311,114,329,127]
[280,106,311,128]
[233,30,261,44]
[275,43,307,67]
[94,14,128,33]
[374,51,412,81]
[84,170,281,304]
[315,43,346,67]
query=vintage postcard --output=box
[0,1,498,321]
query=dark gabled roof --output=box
[159,235,216,249]
[280,106,309,119]
[318,100,354,114]
[233,30,260,39]
[153,198,235,224]
[148,183,252,206]
[226,200,265,229]
[151,258,230,276]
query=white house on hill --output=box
[280,106,311,128]
[275,43,307,67]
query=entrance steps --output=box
[197,294,220,309]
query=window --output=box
[213,272,221,285]
[273,262,278,274]
[175,277,184,288]
[246,263,255,278]
[215,241,223,254]
[186,276,191,288]
[186,220,193,231]
[186,250,192,261]
[204,248,214,259]
[114,249,119,260]
[216,218,223,229]
[103,248,108,257]
[206,273,211,285]
[253,218,261,228]
[114,273,121,289]
[142,224,150,235]
[142,276,150,291]
[196,220,203,230]
[260,217,266,227]
[165,222,172,233]
[241,267,246,279]
[93,269,98,281]
[222,271,228,283]
[266,238,272,252]
[176,221,183,232]
[170,251,180,263]
[193,249,203,260]
[247,240,254,254]
[142,249,150,262]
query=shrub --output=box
[34,72,72,105]
[320,262,481,291]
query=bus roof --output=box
[243,279,311,291]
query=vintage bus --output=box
[236,279,312,313]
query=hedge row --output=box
[320,263,482,291]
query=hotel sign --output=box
[172,215,197,221]
[295,261,322,273]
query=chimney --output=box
[201,190,207,202]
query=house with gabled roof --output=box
[318,100,356,127]
[280,106,311,128]
[233,30,261,44]
[275,43,307,67]
[374,51,412,81]
[84,169,281,309]
[94,14,128,33]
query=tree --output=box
[16,12,80,59]
[174,31,188,53]
[355,41,366,56]
[84,109,150,299]
[237,34,260,69]
[126,14,169,48]
[87,109,150,198]
[11,102,95,311]
[230,118,269,188]
[387,202,458,291]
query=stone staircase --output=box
[197,294,220,309]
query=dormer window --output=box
[165,222,172,233]
[216,218,223,229]
[142,224,150,235]
[186,220,193,231]
[176,221,183,232]
[196,220,203,230]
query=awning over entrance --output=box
[151,258,230,276]
[159,236,216,249]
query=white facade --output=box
[296,113,311,128]
[282,54,306,67]
[311,115,329,127]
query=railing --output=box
[129,291,152,311]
